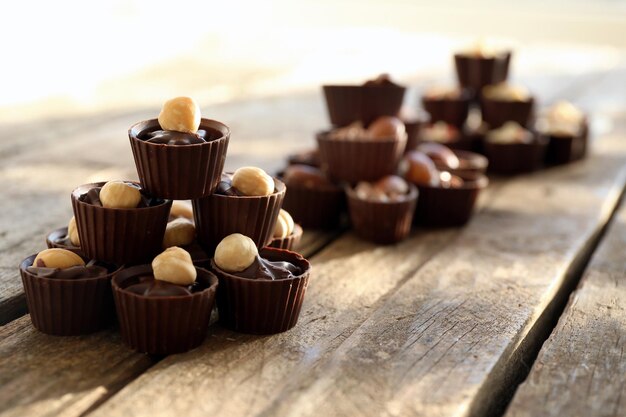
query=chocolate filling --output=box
[78,185,162,208]
[27,259,110,279]
[144,130,206,145]
[234,255,302,280]
[125,275,207,297]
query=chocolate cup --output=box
[71,182,172,266]
[281,182,346,229]
[346,185,418,244]
[480,97,535,129]
[211,248,311,335]
[484,138,548,175]
[323,84,406,127]
[317,132,406,183]
[454,52,512,97]
[46,227,84,256]
[112,265,218,355]
[193,178,286,255]
[434,150,489,177]
[421,93,471,128]
[268,224,303,251]
[20,254,120,336]
[413,174,488,227]
[543,120,589,165]
[403,119,424,154]
[129,118,230,199]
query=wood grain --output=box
[89,137,626,417]
[505,199,626,417]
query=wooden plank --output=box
[0,317,154,417]
[504,198,626,417]
[88,134,626,417]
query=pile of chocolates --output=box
[19,97,312,354]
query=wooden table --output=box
[1,59,626,417]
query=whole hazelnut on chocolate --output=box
[232,167,275,196]
[416,143,460,170]
[68,216,80,246]
[374,175,409,195]
[355,175,409,202]
[400,151,440,187]
[274,209,295,239]
[368,116,405,140]
[214,233,258,273]
[33,248,85,269]
[163,218,196,249]
[283,165,333,188]
[99,181,142,209]
[152,247,197,285]
[158,96,201,134]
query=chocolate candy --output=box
[416,143,460,170]
[282,165,334,188]
[145,130,206,145]
[233,256,302,280]
[367,116,406,140]
[27,259,110,280]
[125,275,206,297]
[79,184,162,208]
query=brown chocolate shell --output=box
[346,185,418,244]
[112,265,218,355]
[129,118,230,199]
[543,120,589,165]
[317,132,406,183]
[71,182,171,266]
[453,52,511,97]
[403,119,424,154]
[414,174,488,227]
[20,254,120,336]
[193,179,286,254]
[46,227,84,257]
[211,248,310,335]
[484,138,548,175]
[323,84,406,127]
[281,182,345,229]
[421,93,471,127]
[480,97,535,129]
[268,224,303,251]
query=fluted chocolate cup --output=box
[323,84,406,127]
[20,254,120,336]
[434,150,489,177]
[112,265,218,355]
[346,185,418,244]
[46,227,84,256]
[421,92,471,128]
[403,118,424,154]
[484,138,548,175]
[543,120,589,165]
[282,182,345,229]
[71,182,171,266]
[268,224,303,251]
[212,248,311,335]
[129,118,230,199]
[193,178,286,254]
[317,132,406,183]
[414,173,488,227]
[480,97,535,129]
[454,51,511,97]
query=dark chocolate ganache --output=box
[234,255,302,281]
[27,259,110,279]
[144,130,206,145]
[125,275,207,297]
[79,184,162,208]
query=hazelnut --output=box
[401,151,440,187]
[100,181,142,209]
[416,143,460,170]
[163,218,196,248]
[367,116,406,140]
[68,216,80,246]
[214,233,258,273]
[283,165,333,189]
[169,200,194,221]
[33,248,85,269]
[273,209,295,239]
[232,167,275,196]
[158,96,201,134]
[374,175,409,196]
[439,172,465,189]
[355,182,389,202]
[152,247,197,285]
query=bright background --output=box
[1,0,625,123]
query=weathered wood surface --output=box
[505,199,626,417]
